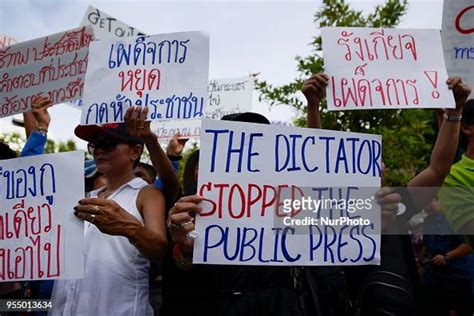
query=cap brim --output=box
[74,125,137,143]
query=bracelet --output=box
[443,113,462,122]
[34,126,48,135]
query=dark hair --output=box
[460,99,474,151]
[0,142,17,160]
[183,150,200,196]
[136,162,157,181]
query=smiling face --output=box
[88,137,143,176]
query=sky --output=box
[0,0,445,149]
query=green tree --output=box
[256,0,437,186]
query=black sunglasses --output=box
[87,138,133,155]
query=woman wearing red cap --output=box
[50,111,167,316]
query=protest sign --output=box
[0,151,85,281]
[0,26,94,118]
[66,6,146,111]
[441,0,474,97]
[0,34,18,49]
[81,31,209,125]
[153,76,254,139]
[322,27,455,110]
[81,5,145,41]
[194,120,382,266]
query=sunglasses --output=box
[87,139,133,155]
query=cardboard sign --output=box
[153,76,254,139]
[0,151,85,281]
[81,31,209,125]
[0,26,94,118]
[322,27,455,110]
[441,0,474,97]
[194,120,382,266]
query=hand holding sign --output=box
[376,187,402,232]
[124,106,155,142]
[168,195,203,255]
[301,73,329,107]
[31,96,53,131]
[446,76,472,110]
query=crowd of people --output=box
[0,73,473,316]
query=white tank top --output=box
[50,177,153,316]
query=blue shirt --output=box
[155,159,180,190]
[423,212,474,285]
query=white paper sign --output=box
[153,76,254,139]
[81,31,210,125]
[0,151,85,281]
[0,26,94,118]
[322,27,455,110]
[194,120,382,266]
[81,5,145,41]
[0,34,18,49]
[442,1,474,97]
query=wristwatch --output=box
[443,113,462,122]
[443,254,450,263]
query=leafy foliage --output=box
[256,0,438,185]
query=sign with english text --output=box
[194,120,382,266]
[322,27,455,110]
[81,5,145,41]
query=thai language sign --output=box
[194,120,382,266]
[81,31,210,125]
[322,27,455,110]
[153,76,254,139]
[0,26,94,118]
[442,0,474,97]
[0,34,18,49]
[0,151,85,281]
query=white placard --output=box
[81,5,145,41]
[153,76,254,139]
[81,31,209,125]
[441,1,474,97]
[0,151,85,281]
[194,120,382,266]
[322,27,455,110]
[0,26,94,118]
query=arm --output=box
[20,97,52,157]
[301,73,329,129]
[124,106,180,207]
[75,189,168,263]
[432,242,472,266]
[408,77,471,208]
[130,185,168,262]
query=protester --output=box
[85,159,107,193]
[438,99,474,247]
[300,73,472,315]
[422,200,473,316]
[50,118,168,315]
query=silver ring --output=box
[94,205,101,213]
[91,214,96,219]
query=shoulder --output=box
[137,184,165,207]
